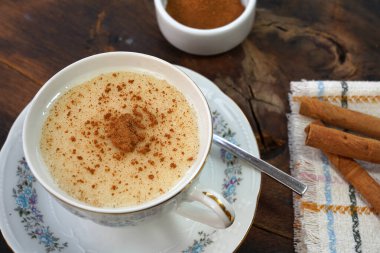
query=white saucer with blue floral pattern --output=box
[0,66,261,253]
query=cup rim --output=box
[154,0,257,35]
[22,51,213,214]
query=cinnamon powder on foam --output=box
[40,72,199,208]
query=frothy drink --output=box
[40,71,199,208]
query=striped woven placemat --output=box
[288,81,380,253]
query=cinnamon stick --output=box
[299,97,380,139]
[324,152,380,214]
[305,122,380,163]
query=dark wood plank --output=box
[0,235,12,253]
[238,225,293,253]
[0,64,40,147]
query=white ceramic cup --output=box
[23,52,235,228]
[154,0,257,55]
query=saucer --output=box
[0,66,261,253]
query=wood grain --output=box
[1,0,380,252]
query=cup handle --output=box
[175,185,235,229]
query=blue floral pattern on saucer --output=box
[12,158,68,252]
[182,111,243,252]
[212,110,243,203]
[182,231,215,253]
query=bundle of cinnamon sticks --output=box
[299,97,380,213]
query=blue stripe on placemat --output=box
[321,155,337,253]
[341,81,363,253]
[318,80,325,98]
[318,81,337,253]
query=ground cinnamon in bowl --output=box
[166,0,245,29]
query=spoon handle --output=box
[212,134,307,195]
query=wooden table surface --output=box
[1,1,380,252]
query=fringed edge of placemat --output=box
[288,82,321,253]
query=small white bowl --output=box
[154,0,257,56]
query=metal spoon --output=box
[212,134,307,195]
